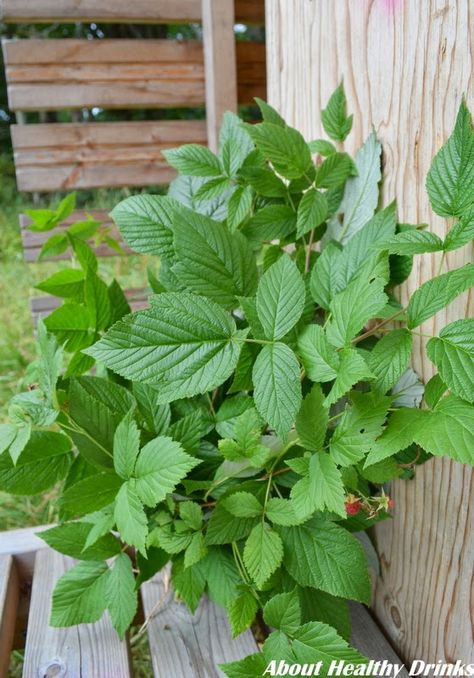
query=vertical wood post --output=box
[266,0,473,664]
[202,0,237,151]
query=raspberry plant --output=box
[1,89,473,675]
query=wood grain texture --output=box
[141,569,259,677]
[23,549,132,678]
[0,555,20,678]
[11,120,206,191]
[0,0,264,24]
[30,287,149,328]
[0,524,52,583]
[202,0,237,151]
[266,0,473,664]
[2,39,265,112]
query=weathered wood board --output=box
[266,0,474,664]
[2,39,265,112]
[11,120,207,191]
[0,0,265,25]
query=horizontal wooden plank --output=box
[2,39,265,111]
[0,555,20,678]
[23,549,132,678]
[31,287,149,327]
[141,568,259,677]
[3,39,204,64]
[11,119,207,148]
[349,603,409,676]
[0,0,264,24]
[19,210,129,262]
[0,525,53,583]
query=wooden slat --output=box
[31,287,149,327]
[349,603,409,676]
[141,569,258,677]
[23,549,132,678]
[0,525,52,584]
[11,120,206,191]
[0,555,20,678]
[202,0,238,151]
[2,39,265,113]
[0,0,265,24]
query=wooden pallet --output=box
[0,526,409,678]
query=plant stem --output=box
[60,416,114,459]
[437,250,447,276]
[352,309,405,345]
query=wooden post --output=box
[266,0,473,665]
[202,0,237,151]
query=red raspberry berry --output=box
[345,499,362,516]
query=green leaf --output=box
[424,374,448,409]
[407,263,474,328]
[228,591,258,638]
[193,177,231,202]
[279,517,371,603]
[381,230,444,255]
[427,319,474,402]
[227,186,253,231]
[111,195,176,260]
[163,144,222,177]
[296,189,328,238]
[335,132,382,242]
[172,557,207,613]
[367,329,413,393]
[220,653,267,678]
[255,97,286,127]
[308,139,337,156]
[256,254,305,340]
[134,437,199,507]
[265,498,307,526]
[253,343,302,437]
[202,546,241,607]
[297,324,340,382]
[364,407,424,467]
[86,293,246,401]
[113,411,140,479]
[38,522,120,561]
[444,208,474,251]
[84,272,111,331]
[324,348,373,407]
[244,122,312,180]
[0,431,71,494]
[414,395,474,464]
[291,453,346,519]
[315,153,355,189]
[179,501,203,530]
[132,383,170,435]
[291,621,367,670]
[239,165,287,198]
[172,208,258,307]
[330,392,390,467]
[44,303,93,352]
[242,204,296,242]
[51,561,109,627]
[205,505,258,545]
[36,268,84,299]
[321,84,353,142]
[219,111,254,169]
[223,492,263,518]
[299,588,351,641]
[60,473,123,514]
[243,522,284,588]
[295,384,328,451]
[106,553,138,638]
[326,274,387,347]
[114,481,148,554]
[426,101,474,217]
[310,241,342,309]
[263,589,301,634]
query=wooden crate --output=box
[0,526,409,678]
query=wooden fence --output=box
[266,0,474,665]
[1,0,265,191]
